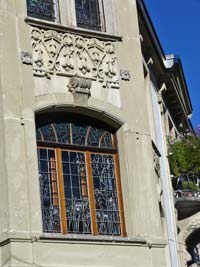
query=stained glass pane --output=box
[62,151,91,234]
[27,0,56,22]
[71,122,88,146]
[54,123,70,144]
[91,153,121,235]
[75,0,102,31]
[38,148,61,233]
[37,122,115,150]
[36,129,42,141]
[100,132,113,148]
[39,125,56,143]
[87,127,104,147]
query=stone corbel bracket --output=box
[68,77,92,96]
[68,77,92,106]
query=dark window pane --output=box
[37,122,115,150]
[54,123,70,144]
[75,0,102,31]
[62,163,70,174]
[39,125,56,143]
[36,129,42,141]
[100,132,113,149]
[62,151,69,162]
[39,149,47,160]
[27,0,56,22]
[87,127,104,147]
[72,123,88,146]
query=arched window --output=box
[75,0,104,31]
[36,115,125,236]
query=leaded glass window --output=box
[75,0,104,31]
[36,119,125,236]
[27,0,56,22]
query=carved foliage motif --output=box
[31,28,119,88]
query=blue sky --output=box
[144,0,200,129]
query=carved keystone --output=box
[68,77,92,106]
[68,77,92,96]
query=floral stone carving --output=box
[31,28,119,88]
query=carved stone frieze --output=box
[31,28,119,88]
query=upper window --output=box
[75,0,105,31]
[36,116,125,236]
[27,0,56,22]
[26,0,111,33]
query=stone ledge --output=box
[0,235,167,248]
[25,17,122,42]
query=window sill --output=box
[25,17,122,42]
[38,233,147,246]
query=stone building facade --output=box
[0,0,193,266]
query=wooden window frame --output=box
[37,120,126,237]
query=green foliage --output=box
[183,181,189,190]
[182,181,199,192]
[168,135,200,177]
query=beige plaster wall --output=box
[0,0,171,266]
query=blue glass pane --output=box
[100,132,113,148]
[54,123,70,144]
[27,0,56,22]
[87,127,103,147]
[72,123,88,146]
[36,129,42,141]
[75,0,102,31]
[39,125,56,143]
[37,121,114,149]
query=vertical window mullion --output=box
[86,151,98,235]
[56,148,68,234]
[114,154,126,237]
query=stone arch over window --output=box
[35,111,126,236]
